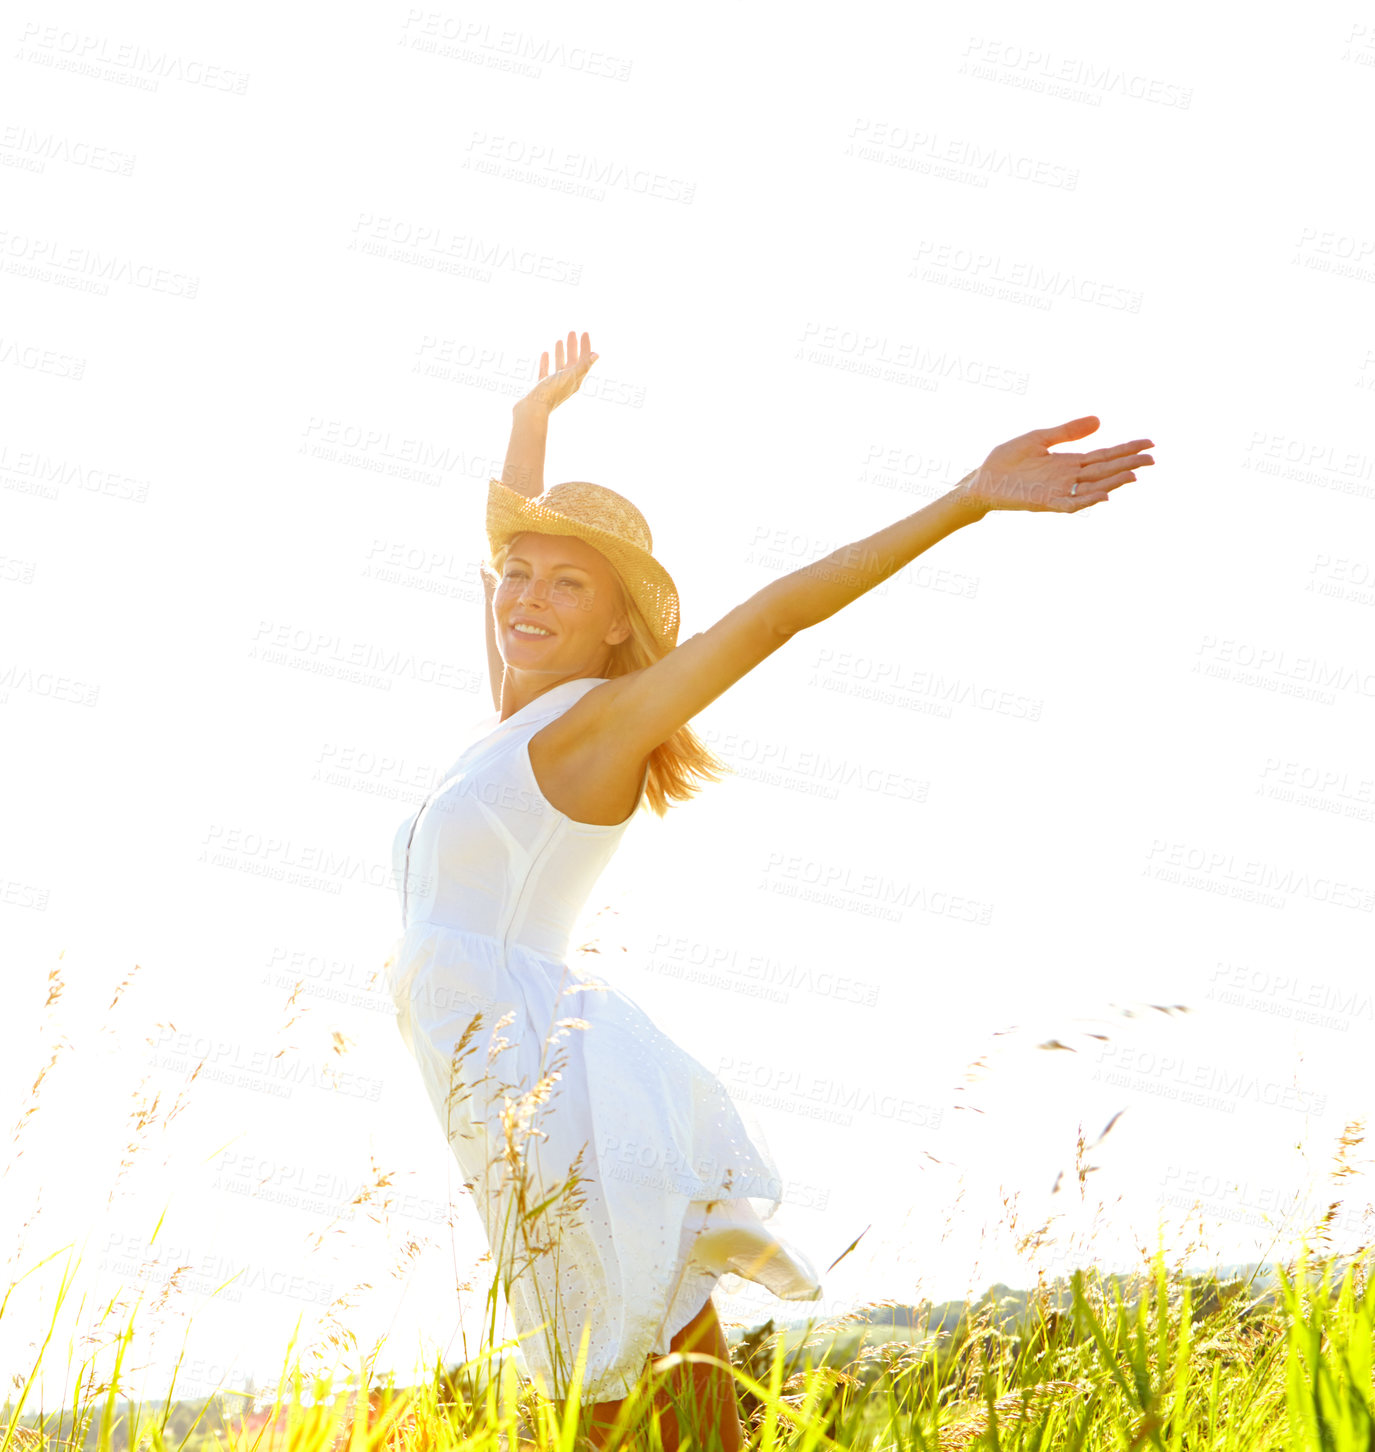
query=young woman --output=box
[387,330,1154,1448]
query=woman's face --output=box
[494,531,630,675]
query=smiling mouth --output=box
[510,623,554,638]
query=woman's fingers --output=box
[1076,451,1154,484]
[547,330,595,375]
[1055,470,1138,510]
[1053,485,1115,513]
[1042,461,1142,512]
[1073,437,1154,465]
[523,331,599,413]
[1053,494,1105,512]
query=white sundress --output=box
[385,675,823,1404]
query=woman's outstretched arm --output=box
[484,330,599,705]
[762,480,986,639]
[765,416,1152,636]
[579,416,1155,758]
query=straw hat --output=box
[485,476,681,654]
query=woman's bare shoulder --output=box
[567,612,787,762]
[528,673,651,825]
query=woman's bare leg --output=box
[653,1296,743,1452]
[577,1296,743,1451]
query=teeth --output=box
[513,623,552,636]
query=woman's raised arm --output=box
[583,416,1155,758]
[484,331,600,705]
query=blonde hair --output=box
[481,539,734,818]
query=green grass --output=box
[6,1248,1375,1452]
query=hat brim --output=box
[485,477,681,653]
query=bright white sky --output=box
[4,0,1375,1407]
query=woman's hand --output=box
[514,330,599,416]
[956,416,1155,514]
